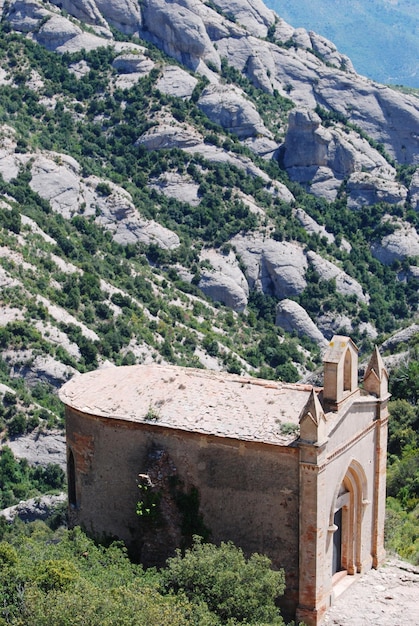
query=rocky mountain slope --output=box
[266,0,419,88]
[0,0,418,437]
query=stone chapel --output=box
[59,335,389,625]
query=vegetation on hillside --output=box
[0,6,418,619]
[0,523,286,625]
[385,340,419,564]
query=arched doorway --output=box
[331,461,368,577]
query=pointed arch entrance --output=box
[331,461,368,577]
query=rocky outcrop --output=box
[148,172,201,206]
[275,299,327,347]
[4,0,419,166]
[155,65,198,99]
[4,349,77,388]
[371,219,419,265]
[198,84,272,139]
[29,152,83,218]
[307,251,369,303]
[212,0,275,38]
[87,176,180,249]
[93,0,142,35]
[7,429,66,470]
[136,114,203,150]
[316,313,353,340]
[0,137,181,251]
[381,324,419,353]
[231,234,307,298]
[346,172,407,209]
[112,52,154,75]
[0,494,67,523]
[141,0,221,73]
[409,170,419,211]
[136,116,294,203]
[294,208,334,245]
[198,249,249,311]
[282,109,407,204]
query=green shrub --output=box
[161,536,285,624]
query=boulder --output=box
[198,249,249,311]
[34,14,93,51]
[231,234,307,298]
[198,83,272,139]
[307,250,369,303]
[242,135,279,158]
[155,65,198,99]
[136,115,203,150]
[7,429,66,470]
[381,324,419,353]
[275,299,327,347]
[316,312,353,340]
[371,219,419,265]
[141,0,220,72]
[148,172,201,206]
[112,52,154,75]
[0,494,67,523]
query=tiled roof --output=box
[59,364,316,446]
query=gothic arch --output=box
[330,460,368,577]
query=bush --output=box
[161,536,285,624]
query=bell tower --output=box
[323,336,359,410]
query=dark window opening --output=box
[68,449,77,507]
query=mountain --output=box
[265,0,419,88]
[0,0,418,441]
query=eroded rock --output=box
[275,299,327,347]
[231,234,307,298]
[198,83,273,139]
[371,219,419,265]
[198,249,249,311]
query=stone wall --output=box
[66,407,300,605]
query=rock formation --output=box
[275,299,327,347]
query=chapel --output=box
[59,335,389,625]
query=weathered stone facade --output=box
[59,336,389,625]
